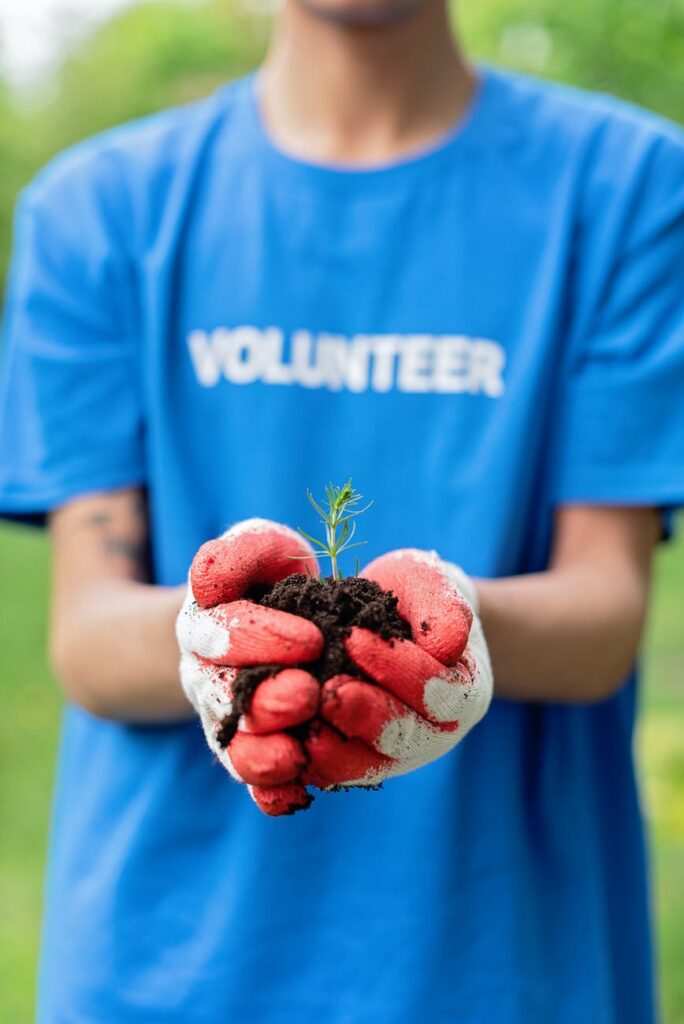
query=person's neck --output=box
[258,0,475,166]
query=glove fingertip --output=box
[414,608,472,665]
[250,782,314,816]
[228,731,306,786]
[246,669,320,733]
[190,539,241,608]
[363,549,474,664]
[303,722,392,788]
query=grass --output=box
[640,528,684,1023]
[0,521,682,1021]
[0,525,60,1022]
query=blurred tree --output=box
[0,0,683,292]
[458,0,684,124]
[0,78,38,289]
[0,0,268,289]
[35,0,268,153]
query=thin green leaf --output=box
[306,491,328,522]
[296,527,328,550]
[338,539,367,553]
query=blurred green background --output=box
[0,0,682,1020]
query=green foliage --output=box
[0,82,42,290]
[0,0,268,289]
[0,0,683,293]
[296,480,371,579]
[35,1,268,154]
[458,0,684,124]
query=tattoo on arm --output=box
[85,512,113,527]
[83,493,152,579]
[102,534,150,568]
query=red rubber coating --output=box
[191,528,317,609]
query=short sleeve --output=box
[0,155,145,524]
[553,127,684,510]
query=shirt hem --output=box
[0,468,148,526]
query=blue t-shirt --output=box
[1,66,684,1024]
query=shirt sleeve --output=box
[0,154,145,524]
[553,126,684,511]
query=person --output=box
[0,0,682,1016]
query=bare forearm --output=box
[475,507,659,704]
[49,489,190,722]
[477,566,646,703]
[51,578,188,721]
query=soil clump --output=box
[216,574,410,747]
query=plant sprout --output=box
[294,479,371,580]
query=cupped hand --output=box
[177,529,493,816]
[176,519,325,815]
[306,550,493,789]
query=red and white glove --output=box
[176,519,325,815]
[177,522,493,815]
[305,550,493,790]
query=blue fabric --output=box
[1,67,684,1023]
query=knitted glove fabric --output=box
[176,518,323,815]
[306,550,493,789]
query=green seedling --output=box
[293,479,371,581]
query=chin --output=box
[297,0,425,27]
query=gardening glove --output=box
[306,549,493,789]
[176,519,324,815]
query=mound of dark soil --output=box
[216,574,410,748]
[259,574,410,678]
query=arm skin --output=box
[49,487,189,722]
[477,505,661,704]
[48,492,659,722]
